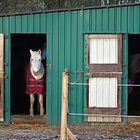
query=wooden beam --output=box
[60,69,69,140]
[67,127,77,140]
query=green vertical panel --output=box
[83,10,90,32]
[102,8,109,32]
[83,34,87,123]
[91,9,96,32]
[69,11,77,124]
[139,6,140,33]
[9,16,15,108]
[64,12,71,122]
[116,7,121,33]
[22,15,28,32]
[52,12,59,124]
[0,18,3,32]
[121,7,127,33]
[28,15,33,32]
[76,10,84,124]
[46,13,53,124]
[128,6,134,33]
[58,12,65,124]
[134,6,140,33]
[64,11,71,70]
[9,16,16,33]
[109,8,115,32]
[15,15,22,32]
[39,13,47,123]
[121,35,128,122]
[40,14,46,33]
[34,14,40,33]
[3,17,10,124]
[96,9,102,33]
[64,11,71,124]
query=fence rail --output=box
[60,68,140,139]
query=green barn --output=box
[0,3,140,125]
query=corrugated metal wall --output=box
[0,4,140,124]
[46,11,84,124]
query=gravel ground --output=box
[0,122,140,140]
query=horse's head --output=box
[30,49,42,74]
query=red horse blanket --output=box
[25,65,45,95]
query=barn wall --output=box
[0,4,140,125]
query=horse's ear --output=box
[30,49,33,55]
[38,49,41,55]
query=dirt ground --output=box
[0,116,140,140]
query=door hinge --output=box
[4,62,8,66]
[122,35,127,39]
[46,64,52,69]
[122,64,126,67]
[5,35,9,39]
[4,75,8,79]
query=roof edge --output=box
[0,3,140,17]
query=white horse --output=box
[26,49,45,116]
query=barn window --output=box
[89,35,118,64]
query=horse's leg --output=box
[38,94,44,116]
[30,94,35,116]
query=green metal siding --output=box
[76,11,84,124]
[58,12,65,124]
[121,34,128,122]
[52,12,59,124]
[47,13,53,124]
[82,5,140,34]
[0,5,140,125]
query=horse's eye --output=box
[31,58,33,61]
[39,59,41,61]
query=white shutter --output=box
[89,77,117,108]
[89,37,118,64]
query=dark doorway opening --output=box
[11,34,46,119]
[128,34,140,116]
